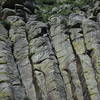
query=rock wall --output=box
[0,0,100,100]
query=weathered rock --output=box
[68,13,85,27]
[26,18,67,100]
[0,1,100,100]
[52,7,58,14]
[1,8,15,20]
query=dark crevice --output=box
[9,84,16,100]
[69,34,91,100]
[71,23,82,28]
[89,16,97,22]
[82,29,100,93]
[32,33,44,39]
[47,88,56,94]
[63,29,79,100]
[86,49,100,93]
[29,27,47,39]
[86,49,93,56]
[69,34,77,55]
[2,0,24,9]
[1,21,11,37]
[41,27,48,34]
[10,43,28,97]
[33,70,44,100]
[25,29,43,100]
[11,43,22,85]
[5,29,15,100]
[37,41,46,48]
[79,30,83,34]
[31,57,56,65]
[24,97,30,100]
[1,31,21,100]
[90,56,100,93]
[72,36,84,42]
[47,30,67,100]
[75,55,91,100]
[64,69,78,100]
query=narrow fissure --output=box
[10,43,28,97]
[86,49,100,93]
[82,30,100,93]
[69,34,91,100]
[64,69,78,100]
[25,29,43,100]
[7,30,15,100]
[76,55,91,100]
[0,0,100,100]
[47,30,68,100]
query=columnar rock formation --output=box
[0,0,100,100]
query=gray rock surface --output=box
[0,0,100,100]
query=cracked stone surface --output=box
[0,0,100,100]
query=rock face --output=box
[0,0,100,100]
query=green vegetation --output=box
[59,9,72,16]
[37,5,55,22]
[0,92,10,98]
[34,0,96,22]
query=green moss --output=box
[0,92,10,98]
[0,72,9,75]
[41,13,51,22]
[59,9,72,16]
[0,79,9,83]
[36,4,54,22]
[0,59,7,64]
[0,62,7,64]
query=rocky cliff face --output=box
[0,0,100,100]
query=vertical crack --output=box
[82,29,100,93]
[47,30,67,100]
[86,47,100,94]
[25,29,43,100]
[10,43,28,98]
[69,34,91,100]
[64,69,78,100]
[7,29,15,100]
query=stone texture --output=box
[0,0,100,100]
